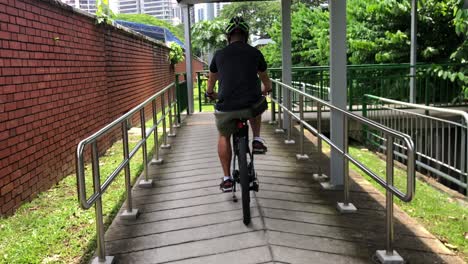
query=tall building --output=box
[118,0,140,14]
[61,0,97,14]
[118,0,182,25]
[194,3,228,23]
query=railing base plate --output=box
[120,209,139,220]
[139,179,153,188]
[296,154,309,161]
[336,202,357,213]
[168,133,176,137]
[284,140,295,144]
[269,121,277,125]
[275,129,285,134]
[320,181,343,191]
[150,158,164,165]
[161,144,171,149]
[91,256,115,264]
[312,173,328,182]
[376,250,404,264]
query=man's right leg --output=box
[249,115,267,154]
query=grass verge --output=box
[321,142,467,261]
[0,121,158,263]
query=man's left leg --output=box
[249,115,267,153]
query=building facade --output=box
[118,0,182,24]
[61,0,183,25]
[61,0,97,14]
[194,3,229,23]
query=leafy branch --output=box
[96,0,115,25]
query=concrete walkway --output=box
[102,112,463,264]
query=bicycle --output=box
[230,118,259,225]
[204,92,265,225]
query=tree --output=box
[262,0,466,67]
[219,1,281,38]
[262,3,329,67]
[191,19,228,59]
[114,14,184,40]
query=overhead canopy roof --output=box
[115,20,184,48]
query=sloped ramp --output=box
[102,112,463,264]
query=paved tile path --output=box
[103,112,464,264]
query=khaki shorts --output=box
[214,108,254,136]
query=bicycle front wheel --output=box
[238,137,250,225]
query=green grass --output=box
[321,142,468,260]
[0,120,161,263]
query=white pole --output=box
[328,0,347,188]
[409,0,417,103]
[183,4,194,114]
[281,0,292,130]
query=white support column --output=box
[207,3,215,64]
[326,0,347,189]
[281,0,292,130]
[409,0,417,103]
[183,4,194,114]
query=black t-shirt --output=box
[209,41,267,111]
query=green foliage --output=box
[219,1,281,38]
[191,19,228,56]
[169,42,184,64]
[262,0,467,98]
[115,14,184,40]
[95,0,114,24]
[264,0,465,66]
[263,3,330,67]
[428,0,468,96]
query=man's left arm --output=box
[207,72,217,94]
[207,72,218,99]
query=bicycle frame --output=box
[230,119,258,225]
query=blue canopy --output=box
[115,20,185,49]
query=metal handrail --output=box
[365,94,468,121]
[271,79,416,201]
[269,79,416,260]
[364,94,468,192]
[76,82,178,263]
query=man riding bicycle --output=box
[206,17,272,192]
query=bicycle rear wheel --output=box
[238,137,250,225]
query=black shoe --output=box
[220,178,233,192]
[252,139,267,154]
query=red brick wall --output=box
[0,0,173,215]
[175,57,205,82]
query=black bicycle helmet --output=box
[225,16,249,42]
